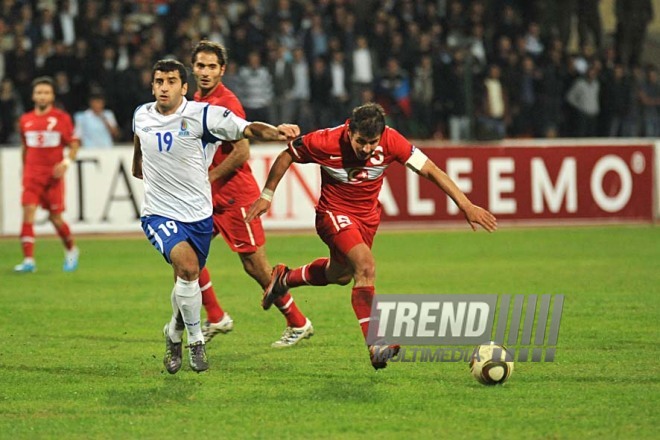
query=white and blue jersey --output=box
[133,98,250,222]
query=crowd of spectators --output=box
[0,0,658,146]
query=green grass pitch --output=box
[1,225,658,439]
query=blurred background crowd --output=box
[0,0,658,146]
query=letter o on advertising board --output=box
[590,155,632,213]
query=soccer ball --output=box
[469,342,514,385]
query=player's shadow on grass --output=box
[563,374,658,384]
[35,333,154,344]
[0,364,133,378]
[309,378,387,403]
[105,381,197,408]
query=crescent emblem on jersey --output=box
[347,167,369,183]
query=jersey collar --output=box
[194,83,226,102]
[150,97,189,116]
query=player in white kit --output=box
[132,59,299,373]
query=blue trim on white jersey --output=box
[201,104,222,149]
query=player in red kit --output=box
[15,76,80,273]
[190,40,313,347]
[246,103,497,369]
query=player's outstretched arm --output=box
[418,159,497,232]
[131,135,143,179]
[244,122,300,142]
[244,149,295,222]
[208,138,250,183]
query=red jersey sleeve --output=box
[59,111,76,145]
[382,126,415,164]
[220,94,246,119]
[286,131,324,164]
[18,113,27,145]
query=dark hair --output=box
[191,40,228,66]
[349,103,386,138]
[31,76,55,91]
[151,59,188,85]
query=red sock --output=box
[351,286,375,340]
[20,223,34,258]
[199,267,225,323]
[284,258,329,288]
[54,222,74,250]
[274,292,307,328]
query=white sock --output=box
[167,287,184,343]
[174,277,204,344]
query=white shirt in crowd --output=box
[352,48,373,84]
[74,108,118,148]
[485,78,505,118]
[331,62,347,98]
[566,78,600,116]
[291,60,310,100]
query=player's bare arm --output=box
[131,135,143,179]
[244,149,295,222]
[208,138,250,183]
[52,139,79,179]
[244,122,300,142]
[20,139,27,166]
[417,159,498,232]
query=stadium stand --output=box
[0,0,657,145]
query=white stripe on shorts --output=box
[240,207,256,246]
[326,210,340,231]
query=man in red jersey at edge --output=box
[190,40,313,347]
[15,76,80,273]
[246,103,497,370]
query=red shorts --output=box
[212,205,265,253]
[315,208,380,265]
[22,171,65,213]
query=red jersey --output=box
[194,83,260,209]
[20,107,76,169]
[289,122,415,219]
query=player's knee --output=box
[176,266,200,281]
[48,213,62,224]
[240,251,269,278]
[353,260,376,283]
[23,206,37,222]
[240,254,257,272]
[336,274,352,286]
